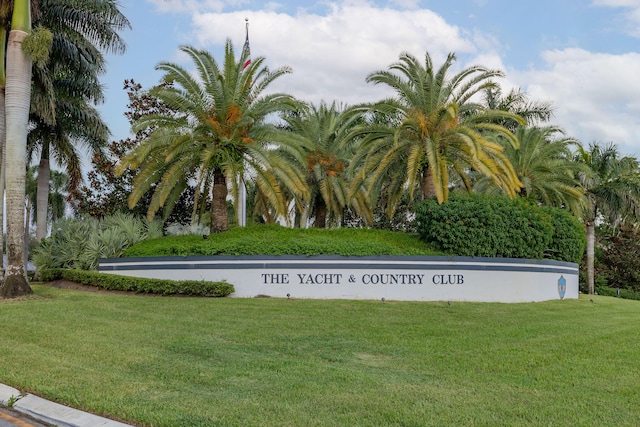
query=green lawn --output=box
[1,285,639,426]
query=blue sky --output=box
[98,0,640,161]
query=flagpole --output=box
[238,18,249,227]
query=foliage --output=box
[76,79,195,220]
[351,51,524,216]
[277,101,371,227]
[39,269,233,297]
[595,285,640,301]
[415,193,555,259]
[21,26,52,67]
[118,43,303,233]
[540,206,586,264]
[474,126,586,216]
[32,213,163,271]
[370,190,417,233]
[481,86,554,130]
[574,142,640,294]
[599,226,640,292]
[122,225,440,257]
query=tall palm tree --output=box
[277,102,370,228]
[29,0,128,242]
[119,42,306,233]
[1,0,35,297]
[28,88,108,240]
[574,142,640,295]
[354,51,524,218]
[474,126,587,214]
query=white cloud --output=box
[592,0,640,37]
[188,3,478,105]
[592,0,640,6]
[512,48,640,155]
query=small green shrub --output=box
[415,193,554,259]
[39,269,234,297]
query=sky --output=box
[98,0,640,162]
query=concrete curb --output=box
[1,383,131,427]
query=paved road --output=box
[0,408,50,427]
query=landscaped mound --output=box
[122,225,443,257]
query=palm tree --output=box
[354,51,524,218]
[119,42,306,233]
[1,0,35,297]
[28,89,108,240]
[0,0,128,297]
[277,102,370,228]
[482,86,554,130]
[474,126,587,214]
[29,0,128,242]
[574,142,640,295]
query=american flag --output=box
[242,18,251,70]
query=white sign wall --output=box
[99,255,579,303]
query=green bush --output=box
[540,206,586,263]
[595,285,640,301]
[39,269,234,297]
[415,193,555,259]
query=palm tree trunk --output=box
[314,198,327,228]
[0,87,5,276]
[421,167,437,200]
[36,155,50,241]
[1,9,33,297]
[24,197,30,269]
[210,170,228,233]
[0,26,7,277]
[586,221,595,295]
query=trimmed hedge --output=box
[540,206,586,264]
[40,269,234,297]
[596,285,640,301]
[416,193,584,263]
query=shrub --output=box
[39,269,234,297]
[32,213,164,272]
[540,206,586,263]
[595,285,640,301]
[415,193,554,259]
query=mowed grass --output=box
[1,286,639,427]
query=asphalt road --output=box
[0,407,50,427]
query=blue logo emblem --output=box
[557,275,567,299]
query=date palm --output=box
[474,126,586,214]
[278,102,370,228]
[574,142,640,295]
[355,51,524,218]
[482,86,554,130]
[119,42,306,233]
